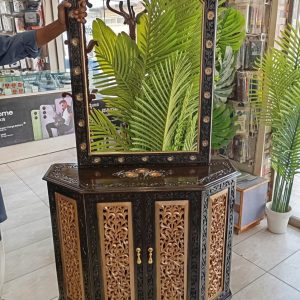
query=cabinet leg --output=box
[223,291,232,300]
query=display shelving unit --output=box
[227,0,289,201]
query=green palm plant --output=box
[252,24,300,213]
[212,103,238,150]
[212,3,245,150]
[90,0,202,152]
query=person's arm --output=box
[36,1,87,48]
[0,32,39,65]
[0,1,87,66]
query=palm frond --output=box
[137,0,177,71]
[89,109,130,152]
[271,85,300,179]
[93,20,143,123]
[276,23,300,69]
[251,49,300,124]
[183,114,198,151]
[217,7,246,54]
[212,103,238,150]
[173,85,198,151]
[130,54,193,151]
[214,46,236,104]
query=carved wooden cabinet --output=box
[44,160,237,300]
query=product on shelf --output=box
[229,101,250,135]
[236,70,258,102]
[14,16,25,32]
[0,72,72,96]
[12,0,26,13]
[232,135,248,163]
[0,1,12,15]
[1,15,14,32]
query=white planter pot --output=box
[265,202,293,234]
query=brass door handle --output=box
[136,248,142,265]
[148,248,153,264]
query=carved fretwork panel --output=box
[206,189,228,300]
[55,193,85,300]
[155,201,189,300]
[97,202,135,300]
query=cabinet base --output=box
[222,291,233,300]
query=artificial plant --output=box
[211,1,245,150]
[90,0,202,152]
[252,24,300,213]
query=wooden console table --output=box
[44,160,238,300]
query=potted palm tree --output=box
[252,24,300,234]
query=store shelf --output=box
[0,88,71,101]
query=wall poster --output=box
[0,92,75,147]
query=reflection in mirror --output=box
[86,0,204,154]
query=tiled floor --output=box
[0,149,299,300]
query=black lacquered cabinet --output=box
[44,160,237,300]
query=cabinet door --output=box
[146,199,190,300]
[97,201,143,300]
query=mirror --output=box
[67,0,216,166]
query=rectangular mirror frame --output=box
[65,0,217,167]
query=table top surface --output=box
[237,176,269,191]
[43,159,238,193]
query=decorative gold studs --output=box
[207,11,215,20]
[190,155,197,161]
[202,140,209,147]
[167,156,175,162]
[205,67,213,76]
[204,92,211,99]
[141,156,149,162]
[71,38,79,46]
[93,157,101,164]
[78,120,85,127]
[124,171,139,178]
[75,93,83,101]
[135,168,150,174]
[80,143,87,151]
[206,40,213,49]
[118,157,125,163]
[73,67,81,76]
[149,171,163,178]
[203,116,210,123]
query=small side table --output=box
[234,175,269,234]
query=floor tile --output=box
[2,202,49,231]
[233,218,267,246]
[5,238,55,282]
[8,163,55,188]
[67,147,77,158]
[28,181,48,199]
[0,166,18,184]
[232,273,300,300]
[3,217,52,253]
[231,252,265,294]
[7,150,76,176]
[2,263,58,300]
[270,250,300,292]
[233,226,300,270]
[3,189,41,212]
[0,164,10,172]
[0,180,29,198]
[40,196,50,207]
